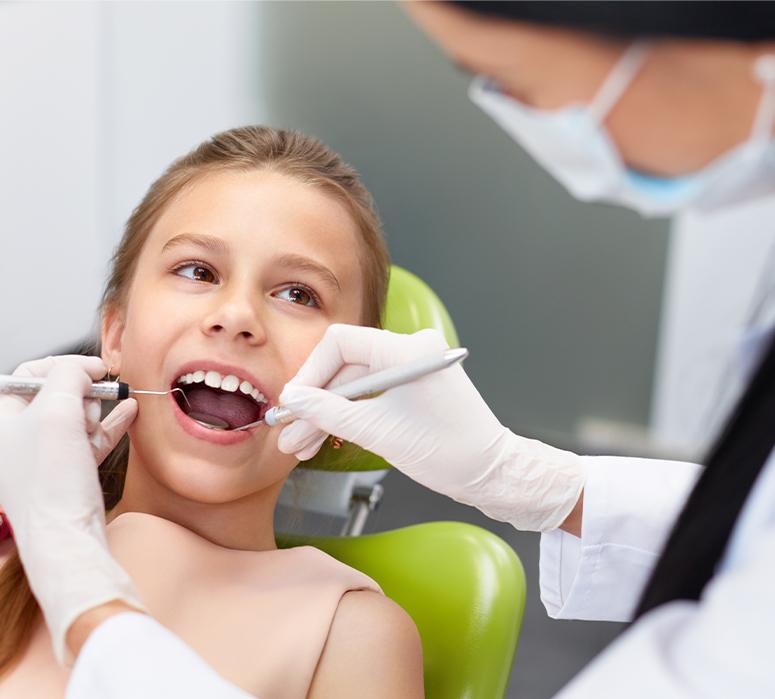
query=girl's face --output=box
[102,169,366,504]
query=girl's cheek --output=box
[289,332,330,374]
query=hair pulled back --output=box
[0,126,389,676]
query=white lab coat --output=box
[540,319,775,697]
[542,449,775,697]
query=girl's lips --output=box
[169,391,255,445]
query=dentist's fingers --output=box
[31,362,97,426]
[293,432,329,462]
[277,362,370,457]
[277,385,379,453]
[278,362,369,414]
[84,400,101,434]
[284,325,379,390]
[277,419,326,457]
[89,399,137,465]
[2,355,106,416]
[323,363,371,391]
[285,325,448,391]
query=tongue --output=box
[183,386,261,429]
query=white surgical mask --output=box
[469,43,775,218]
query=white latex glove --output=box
[277,324,585,532]
[0,355,145,666]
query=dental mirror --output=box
[187,412,230,430]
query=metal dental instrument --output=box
[232,346,470,432]
[0,375,189,406]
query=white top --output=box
[67,613,253,699]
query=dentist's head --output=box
[404,1,775,217]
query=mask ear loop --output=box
[750,55,775,141]
[588,42,652,124]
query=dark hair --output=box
[635,333,775,617]
[452,1,775,41]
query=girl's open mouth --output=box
[171,369,270,432]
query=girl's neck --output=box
[109,453,281,552]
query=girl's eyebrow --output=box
[272,253,341,292]
[161,232,229,256]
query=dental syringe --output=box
[0,375,173,401]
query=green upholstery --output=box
[280,265,526,698]
[382,265,459,347]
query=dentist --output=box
[279,2,775,696]
[2,2,774,697]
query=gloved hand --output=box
[277,325,585,532]
[0,355,145,666]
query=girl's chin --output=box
[131,411,272,457]
[153,472,257,505]
[125,425,295,503]
[141,455,294,504]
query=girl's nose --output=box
[201,291,268,346]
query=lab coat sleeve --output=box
[553,523,775,698]
[66,612,254,699]
[540,456,702,621]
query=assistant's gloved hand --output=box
[0,355,145,666]
[277,325,585,532]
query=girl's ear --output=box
[101,304,126,375]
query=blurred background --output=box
[2,2,774,697]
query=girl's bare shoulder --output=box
[308,589,425,698]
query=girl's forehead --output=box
[166,169,352,221]
[145,170,362,264]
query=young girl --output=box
[0,126,424,698]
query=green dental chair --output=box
[277,266,526,699]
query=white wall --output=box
[0,2,102,370]
[0,1,261,372]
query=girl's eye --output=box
[274,285,320,308]
[173,263,218,284]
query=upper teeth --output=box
[176,370,266,403]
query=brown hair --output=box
[0,126,389,676]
